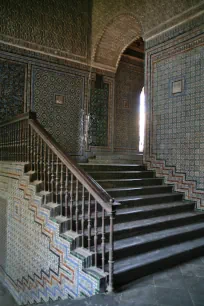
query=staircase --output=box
[79,160,204,288]
[1,113,204,294]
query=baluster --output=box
[40,138,43,181]
[55,156,59,204]
[88,193,91,251]
[43,144,47,191]
[47,148,50,192]
[12,125,15,161]
[51,152,54,203]
[108,209,114,292]
[19,122,22,162]
[81,186,85,248]
[65,167,69,218]
[70,174,74,230]
[5,126,8,161]
[24,121,29,162]
[1,127,4,160]
[0,128,2,161]
[22,122,24,161]
[6,126,8,160]
[30,127,33,170]
[94,200,98,266]
[36,134,40,180]
[26,121,29,162]
[75,180,79,233]
[60,162,63,215]
[101,208,105,271]
[8,126,10,160]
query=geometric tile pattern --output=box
[32,67,84,155]
[0,163,101,305]
[89,83,109,147]
[0,59,25,121]
[0,197,7,269]
[144,22,204,209]
[0,0,89,60]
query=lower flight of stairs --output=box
[80,160,204,288]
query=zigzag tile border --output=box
[0,162,104,305]
[144,155,204,210]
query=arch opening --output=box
[93,13,142,72]
[114,37,145,153]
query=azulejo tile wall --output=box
[0,162,102,305]
[0,58,26,121]
[144,18,204,208]
[32,67,85,155]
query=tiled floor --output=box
[2,256,204,306]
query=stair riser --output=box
[89,172,155,180]
[98,179,164,188]
[69,204,195,232]
[115,203,194,223]
[114,245,204,288]
[81,165,146,171]
[96,154,143,161]
[96,226,204,266]
[108,186,173,197]
[113,214,204,240]
[113,227,204,261]
[119,194,183,208]
[89,159,143,164]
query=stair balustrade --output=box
[0,112,118,292]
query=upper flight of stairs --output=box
[79,158,204,288]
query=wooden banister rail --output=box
[29,119,116,212]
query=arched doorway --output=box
[88,14,145,159]
[114,37,145,153]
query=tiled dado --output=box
[145,156,204,210]
[0,162,103,305]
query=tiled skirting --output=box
[145,156,204,210]
[0,162,102,305]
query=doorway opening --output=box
[139,87,145,152]
[114,37,145,153]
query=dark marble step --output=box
[79,163,146,171]
[97,221,204,262]
[111,236,204,287]
[86,211,204,241]
[106,185,173,197]
[115,201,194,222]
[95,153,143,161]
[97,178,164,188]
[115,192,183,208]
[88,159,143,164]
[87,170,155,180]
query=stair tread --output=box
[117,201,194,215]
[116,192,181,201]
[92,211,204,234]
[80,163,143,167]
[98,221,204,253]
[97,178,161,182]
[106,185,170,192]
[88,171,152,173]
[112,236,204,275]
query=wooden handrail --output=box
[29,119,116,213]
